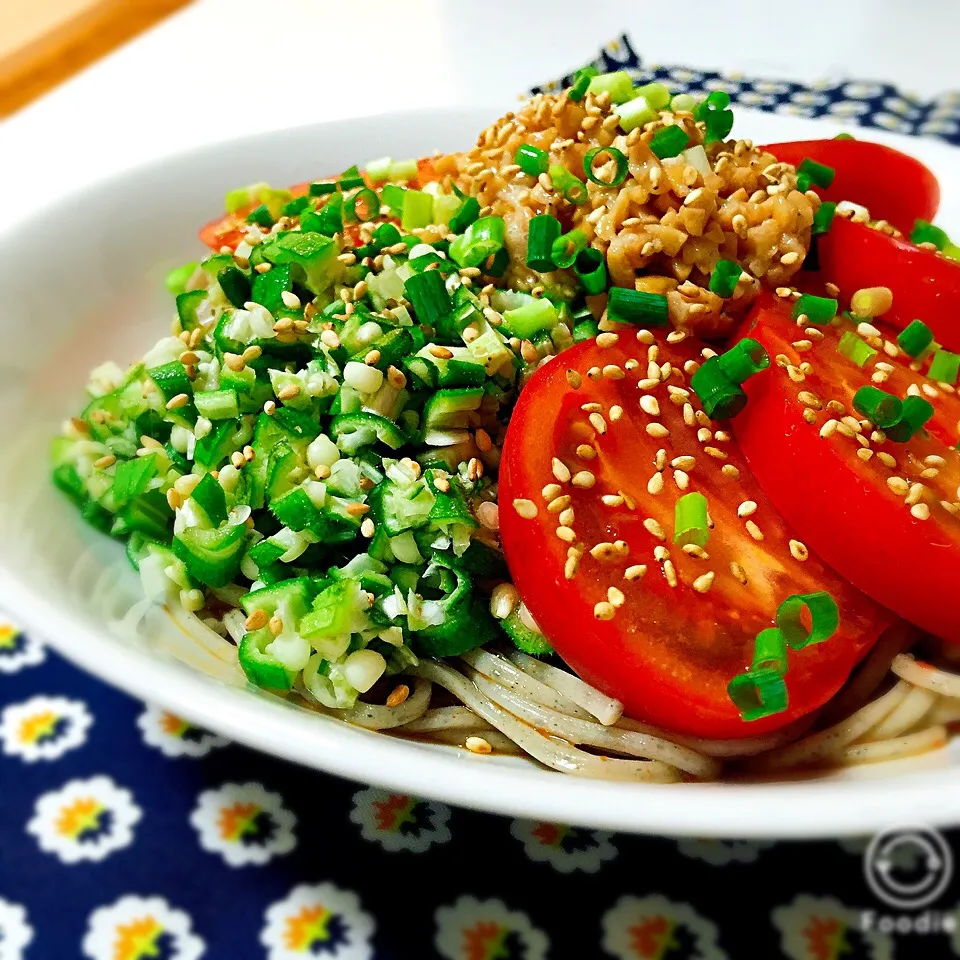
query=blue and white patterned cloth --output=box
[4,38,960,959]
[533,35,960,143]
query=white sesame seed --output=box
[683,543,709,559]
[542,483,562,500]
[636,329,655,345]
[596,332,619,348]
[703,446,727,460]
[857,448,874,461]
[556,527,577,543]
[581,403,603,413]
[558,508,575,527]
[745,520,764,541]
[789,540,808,561]
[683,403,695,427]
[603,365,625,380]
[594,601,616,620]
[609,405,624,422]
[576,444,597,460]
[547,495,572,513]
[905,483,925,507]
[640,396,661,416]
[601,494,624,507]
[729,561,748,584]
[820,419,839,439]
[572,471,596,489]
[798,391,822,409]
[737,500,757,518]
[877,452,897,468]
[638,378,660,390]
[911,503,931,521]
[607,586,625,607]
[663,560,678,587]
[647,472,665,495]
[551,459,571,483]
[644,518,666,541]
[566,369,583,389]
[673,470,690,490]
[589,412,607,435]
[721,464,741,480]
[692,572,715,593]
[466,736,493,754]
[624,565,647,581]
[697,428,712,443]
[513,499,538,519]
[646,423,670,439]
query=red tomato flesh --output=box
[764,139,940,232]
[736,294,960,644]
[817,216,960,353]
[498,333,891,740]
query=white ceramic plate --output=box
[2,106,959,838]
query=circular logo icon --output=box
[864,825,954,910]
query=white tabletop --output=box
[4,0,960,226]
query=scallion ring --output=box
[776,592,839,650]
[583,146,629,187]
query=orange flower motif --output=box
[55,798,103,838]
[629,915,671,958]
[531,823,562,847]
[283,905,330,950]
[803,915,843,960]
[113,915,163,960]
[464,921,504,960]
[372,794,413,831]
[18,711,58,744]
[159,713,189,737]
[217,802,259,841]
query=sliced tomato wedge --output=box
[198,158,445,252]
[498,333,891,739]
[764,139,939,232]
[735,293,960,643]
[817,216,960,352]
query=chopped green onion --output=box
[943,242,960,262]
[548,165,588,205]
[674,491,709,548]
[897,319,934,358]
[776,592,839,649]
[401,189,434,230]
[380,183,406,213]
[694,91,734,144]
[718,338,769,385]
[838,330,878,367]
[282,196,311,218]
[309,181,337,197]
[635,82,671,111]
[165,262,198,297]
[752,628,788,675]
[550,229,588,269]
[910,219,950,249]
[928,349,960,385]
[485,247,510,278]
[793,293,837,325]
[364,156,392,181]
[515,143,550,177]
[337,165,365,190]
[728,667,788,721]
[245,204,274,228]
[690,357,748,419]
[526,214,562,271]
[648,125,690,159]
[373,222,402,248]
[853,386,903,428]
[404,270,451,326]
[885,395,935,442]
[574,248,607,294]
[708,259,742,298]
[502,299,558,339]
[834,132,855,140]
[607,288,669,326]
[569,66,598,102]
[449,196,481,234]
[344,188,380,223]
[573,317,600,342]
[812,201,837,235]
[583,146,629,186]
[797,158,836,190]
[614,95,657,133]
[449,216,506,268]
[670,93,696,113]
[586,70,634,104]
